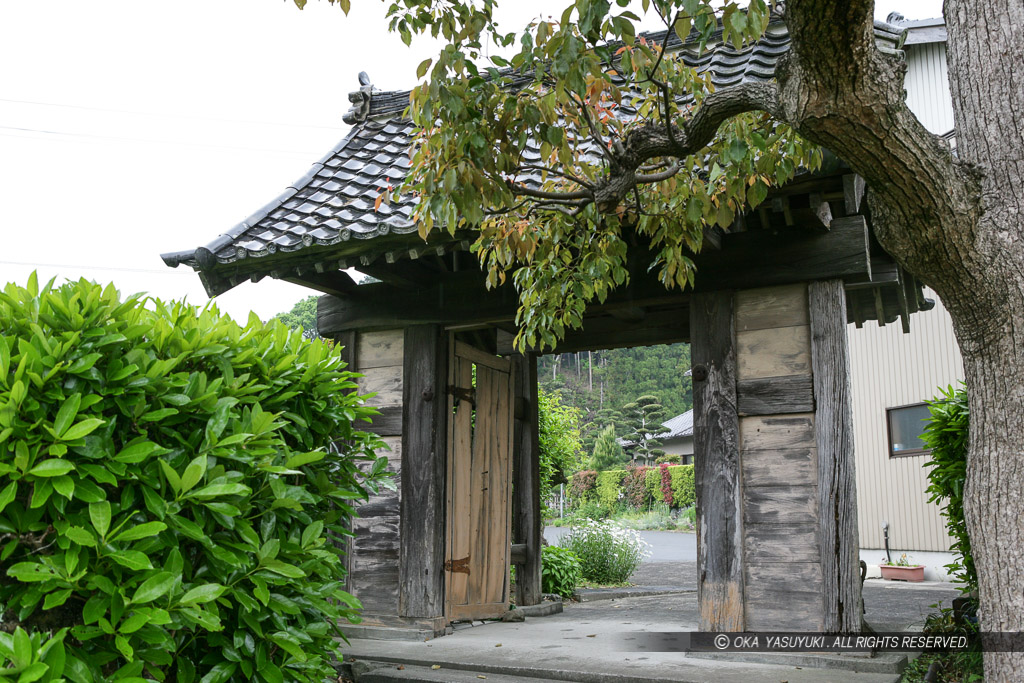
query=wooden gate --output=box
[445,341,515,621]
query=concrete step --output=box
[342,654,904,683]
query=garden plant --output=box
[0,275,388,681]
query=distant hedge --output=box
[570,464,695,510]
[0,276,388,681]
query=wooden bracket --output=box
[444,556,471,574]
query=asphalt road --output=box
[544,526,697,563]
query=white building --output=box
[849,15,960,581]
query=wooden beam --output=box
[808,280,861,632]
[358,262,439,290]
[318,217,871,335]
[399,325,448,619]
[609,306,646,323]
[511,354,542,607]
[843,174,866,215]
[691,290,744,631]
[283,270,357,297]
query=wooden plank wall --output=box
[348,329,405,624]
[735,284,826,631]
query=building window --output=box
[887,403,932,457]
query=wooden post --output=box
[511,354,542,607]
[690,291,744,631]
[335,331,357,593]
[809,280,861,632]
[399,325,448,618]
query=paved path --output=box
[545,526,697,563]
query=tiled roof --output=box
[661,410,694,440]
[162,18,907,295]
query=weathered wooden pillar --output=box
[693,283,861,633]
[399,325,448,621]
[809,280,861,632]
[511,353,542,607]
[691,290,744,631]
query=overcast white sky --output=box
[0,0,942,322]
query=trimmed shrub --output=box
[568,470,597,502]
[595,470,626,509]
[559,520,650,584]
[540,546,581,598]
[621,466,650,508]
[923,384,975,593]
[670,465,695,508]
[0,277,388,681]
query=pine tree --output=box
[590,424,627,471]
[622,395,671,466]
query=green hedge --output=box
[595,471,626,508]
[572,464,694,510]
[0,276,388,682]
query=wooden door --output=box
[445,340,515,621]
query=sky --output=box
[0,0,942,323]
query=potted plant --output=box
[880,553,926,582]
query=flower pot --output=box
[880,564,925,582]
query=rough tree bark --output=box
[775,0,1024,678]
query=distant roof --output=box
[161,16,911,297]
[662,410,694,440]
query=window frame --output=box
[886,402,932,458]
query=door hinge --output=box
[448,385,476,407]
[444,556,471,574]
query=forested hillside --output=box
[537,344,693,456]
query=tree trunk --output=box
[776,1,1024,678]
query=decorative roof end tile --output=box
[343,72,374,125]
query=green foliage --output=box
[538,390,583,504]
[595,470,626,509]
[670,465,696,509]
[377,0,820,351]
[0,627,68,681]
[589,424,626,471]
[559,520,650,585]
[270,295,320,340]
[540,546,582,599]
[923,384,976,593]
[898,602,983,683]
[0,275,388,682]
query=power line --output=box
[0,259,186,276]
[0,97,349,132]
[0,124,320,157]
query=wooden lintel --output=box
[317,217,871,335]
[609,306,646,323]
